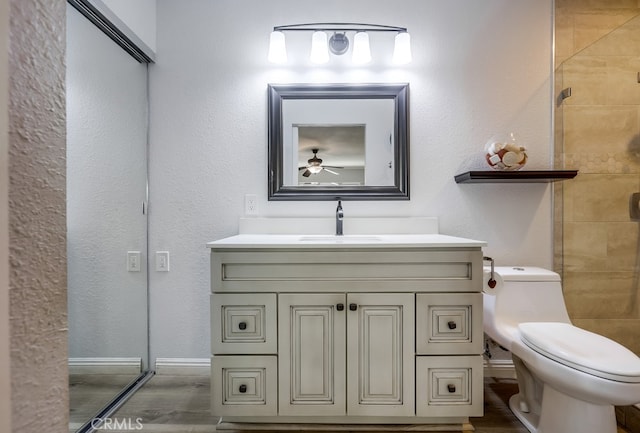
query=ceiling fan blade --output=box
[324,168,340,175]
[323,165,344,169]
[302,169,311,177]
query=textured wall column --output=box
[0,0,11,430]
[8,0,67,431]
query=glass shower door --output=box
[556,12,640,357]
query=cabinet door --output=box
[346,293,415,417]
[278,293,346,416]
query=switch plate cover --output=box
[156,251,170,272]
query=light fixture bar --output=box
[273,23,408,33]
[268,22,411,65]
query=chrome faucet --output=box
[336,200,344,236]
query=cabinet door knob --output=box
[238,322,247,330]
[336,303,344,311]
[447,321,457,330]
[447,384,456,393]
[239,384,247,393]
[349,303,358,311]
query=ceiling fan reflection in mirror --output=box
[298,148,343,177]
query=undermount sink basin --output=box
[298,235,382,242]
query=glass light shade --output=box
[308,166,323,174]
[392,32,412,65]
[310,31,329,64]
[352,32,371,64]
[268,31,287,64]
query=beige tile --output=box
[557,0,639,9]
[607,222,640,266]
[562,106,639,157]
[563,222,608,271]
[581,14,640,56]
[561,56,609,105]
[606,57,640,105]
[573,318,640,354]
[563,270,636,318]
[555,12,575,62]
[563,222,639,273]
[563,173,640,222]
[574,11,640,54]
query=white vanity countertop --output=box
[207,233,486,249]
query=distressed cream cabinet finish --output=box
[278,292,414,417]
[209,237,484,429]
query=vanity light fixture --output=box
[268,23,411,65]
[310,31,330,64]
[352,32,371,64]
[267,30,287,63]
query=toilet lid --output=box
[519,322,640,383]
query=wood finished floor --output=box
[69,375,632,433]
[69,373,141,428]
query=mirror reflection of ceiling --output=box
[297,125,365,167]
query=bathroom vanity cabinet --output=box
[208,233,485,430]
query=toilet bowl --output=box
[483,266,640,433]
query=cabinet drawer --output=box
[416,355,483,417]
[211,293,277,354]
[211,355,277,417]
[416,293,482,355]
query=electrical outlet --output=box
[245,194,258,216]
[127,251,141,272]
[156,251,170,272]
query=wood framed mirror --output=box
[268,83,409,200]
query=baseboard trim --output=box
[483,358,516,379]
[154,358,211,375]
[68,357,142,375]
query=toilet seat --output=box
[519,322,640,383]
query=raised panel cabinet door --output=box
[346,293,415,417]
[278,293,347,416]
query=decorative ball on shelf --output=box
[484,133,527,171]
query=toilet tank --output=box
[484,266,572,348]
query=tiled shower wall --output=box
[555,0,640,354]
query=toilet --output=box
[483,266,640,433]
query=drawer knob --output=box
[349,303,358,311]
[447,384,456,393]
[336,303,344,311]
[239,384,247,393]
[238,322,247,330]
[447,321,457,330]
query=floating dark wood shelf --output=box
[454,170,578,184]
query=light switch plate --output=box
[156,251,170,272]
[127,251,141,272]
